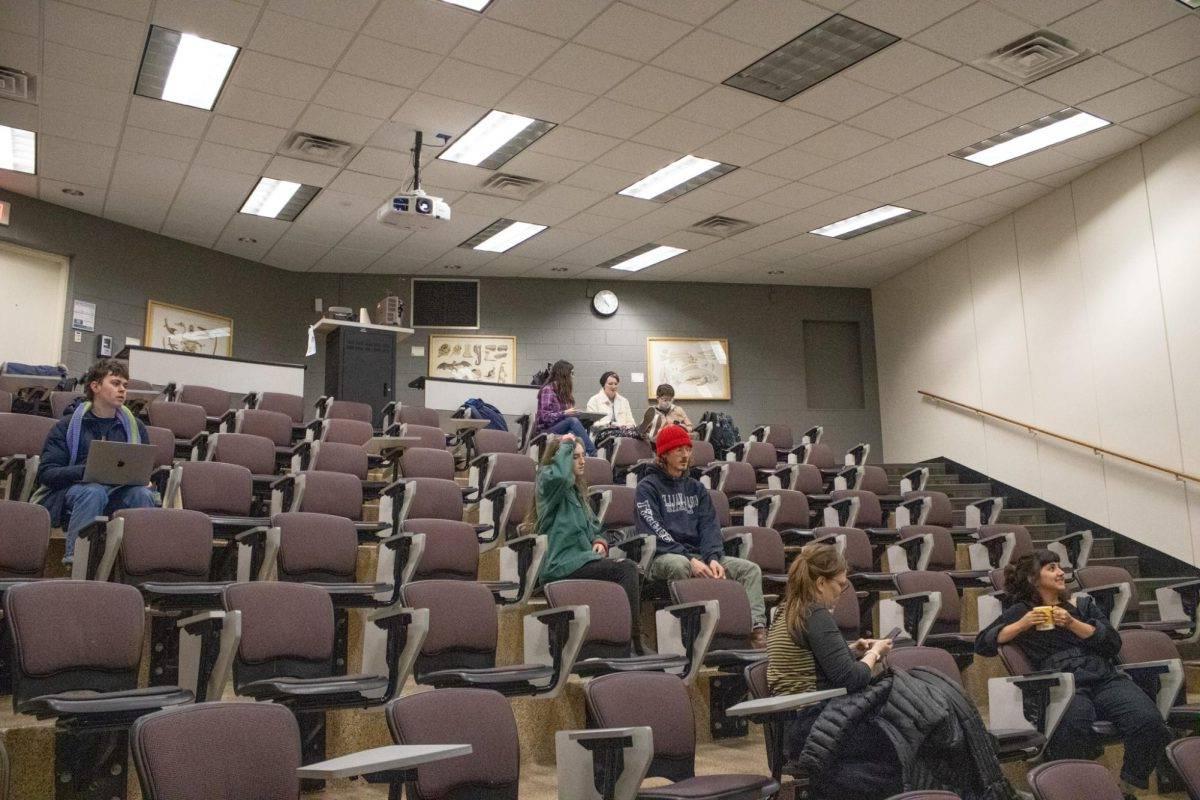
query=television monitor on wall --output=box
[410,278,479,329]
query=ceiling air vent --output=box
[278,132,358,167]
[0,66,36,104]
[477,172,545,201]
[687,215,757,238]
[973,30,1093,84]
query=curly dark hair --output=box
[1003,549,1070,607]
[83,358,129,401]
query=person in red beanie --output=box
[634,423,767,648]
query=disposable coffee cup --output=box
[1034,606,1055,631]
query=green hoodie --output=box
[536,440,605,583]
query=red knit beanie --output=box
[656,424,693,457]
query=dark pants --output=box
[545,417,596,455]
[1046,674,1172,788]
[562,557,641,641]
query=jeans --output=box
[648,553,767,628]
[63,482,157,559]
[1046,674,1172,788]
[545,417,596,456]
[562,557,642,641]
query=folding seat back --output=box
[257,392,305,425]
[718,461,757,496]
[115,508,212,584]
[583,456,613,486]
[294,470,364,520]
[831,584,861,640]
[1028,760,1123,800]
[401,424,448,450]
[404,519,479,581]
[402,477,465,523]
[399,447,456,480]
[0,500,50,578]
[707,489,732,527]
[1166,738,1200,800]
[321,419,373,447]
[146,425,176,468]
[739,441,777,470]
[671,578,753,650]
[886,645,963,686]
[791,463,824,494]
[762,425,792,450]
[48,390,82,418]
[0,389,10,413]
[386,688,520,800]
[275,512,358,583]
[131,702,301,800]
[972,523,1034,571]
[484,453,536,487]
[402,580,497,675]
[238,409,293,448]
[545,580,632,660]
[611,436,653,470]
[311,441,369,479]
[592,484,636,530]
[723,526,785,576]
[223,582,335,688]
[858,466,891,495]
[209,433,275,476]
[473,428,518,455]
[585,672,697,782]
[903,490,953,527]
[690,439,716,469]
[179,385,233,419]
[803,442,837,469]
[0,412,57,498]
[897,525,955,571]
[894,570,963,634]
[749,488,809,530]
[178,461,254,516]
[815,526,873,574]
[325,400,373,424]
[149,400,206,440]
[828,489,883,528]
[1075,565,1134,626]
[397,406,440,428]
[978,524,1033,559]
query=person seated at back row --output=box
[31,358,155,565]
[586,371,636,428]
[635,424,767,648]
[535,359,596,456]
[639,383,692,442]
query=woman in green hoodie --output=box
[528,433,643,650]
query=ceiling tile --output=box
[631,116,724,151]
[153,0,259,45]
[325,170,401,199]
[264,155,340,186]
[804,159,892,192]
[694,133,782,165]
[607,66,712,114]
[0,29,39,74]
[668,185,747,214]
[267,0,378,32]
[575,3,691,62]
[704,0,829,50]
[417,58,523,106]
[1027,56,1142,105]
[43,1,145,58]
[651,29,769,84]
[530,183,609,213]
[755,181,836,210]
[848,96,945,138]
[939,196,1009,224]
[40,178,106,216]
[622,0,735,24]
[391,94,488,139]
[794,124,888,161]
[315,247,383,272]
[568,97,663,138]
[899,115,996,155]
[248,12,357,68]
[738,106,835,146]
[364,0,477,55]
[675,85,775,129]
[594,140,679,174]
[193,141,272,175]
[126,95,211,138]
[528,127,622,162]
[489,0,609,39]
[37,108,123,148]
[512,227,596,259]
[995,147,1087,179]
[229,51,329,102]
[984,180,1054,208]
[1052,0,1188,52]
[109,150,188,200]
[37,135,115,188]
[104,191,169,232]
[52,0,151,22]
[0,0,38,37]
[206,115,289,152]
[843,0,975,37]
[751,146,835,180]
[292,104,382,144]
[451,19,565,76]
[958,88,1065,131]
[532,44,641,95]
[1122,97,1200,136]
[787,75,892,121]
[314,73,411,120]
[415,159,490,191]
[500,151,585,182]
[1106,16,1200,76]
[904,66,1013,115]
[1054,124,1145,161]
[0,98,36,132]
[1155,57,1200,97]
[897,185,972,212]
[1079,78,1188,122]
[561,164,644,193]
[215,85,307,128]
[120,126,200,162]
[42,41,137,94]
[911,3,1038,62]
[337,36,440,88]
[499,80,594,123]
[449,192,522,218]
[989,0,1095,26]
[941,168,1024,197]
[556,211,628,235]
[263,238,329,270]
[39,75,128,123]
[842,42,958,95]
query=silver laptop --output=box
[82,441,157,486]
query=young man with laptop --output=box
[33,358,156,565]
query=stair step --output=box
[879,463,948,475]
[952,507,1046,525]
[1029,536,1116,560]
[1027,523,1067,538]
[1131,576,1194,602]
[1087,555,1140,577]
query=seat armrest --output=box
[1078,581,1126,598]
[699,463,724,483]
[71,516,115,581]
[177,609,241,702]
[1119,658,1183,720]
[189,431,209,457]
[608,533,655,573]
[218,409,238,429]
[242,391,258,408]
[296,744,473,782]
[523,604,589,699]
[750,425,767,442]
[988,670,1076,743]
[656,599,719,685]
[234,525,270,543]
[727,494,757,510]
[498,534,547,606]
[728,441,748,460]
[727,688,847,721]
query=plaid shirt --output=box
[536,384,570,431]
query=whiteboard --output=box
[124,347,305,396]
[0,242,68,365]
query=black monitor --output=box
[410,278,479,329]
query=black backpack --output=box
[530,362,552,386]
[704,412,740,460]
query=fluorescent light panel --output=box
[239,178,320,221]
[438,110,555,171]
[441,0,493,10]
[0,125,36,174]
[619,155,737,202]
[599,244,687,273]
[135,26,238,111]
[810,205,922,239]
[725,14,898,102]
[950,108,1111,166]
[461,219,548,252]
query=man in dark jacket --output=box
[33,358,154,565]
[635,423,767,647]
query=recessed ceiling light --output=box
[237,236,257,244]
[440,0,493,10]
[239,177,320,221]
[550,267,568,272]
[460,219,548,252]
[619,155,737,202]
[725,14,898,102]
[438,110,555,170]
[598,244,688,273]
[443,264,463,270]
[810,205,923,239]
[135,26,239,111]
[949,108,1111,167]
[0,125,36,174]
[61,188,84,197]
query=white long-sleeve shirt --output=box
[586,389,636,427]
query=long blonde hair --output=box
[523,435,593,533]
[782,543,848,635]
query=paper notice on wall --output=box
[630,372,645,383]
[306,325,317,357]
[72,299,96,331]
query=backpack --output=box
[458,398,507,432]
[530,362,552,386]
[703,412,740,460]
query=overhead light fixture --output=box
[950,108,1111,166]
[239,177,320,221]
[619,155,737,202]
[599,244,688,273]
[725,14,898,102]
[440,0,493,10]
[438,110,555,170]
[461,219,548,252]
[0,125,36,174]
[810,205,922,239]
[135,26,239,111]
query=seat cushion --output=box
[638,773,778,799]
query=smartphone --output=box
[883,626,903,641]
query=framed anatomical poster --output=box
[646,337,730,400]
[144,300,233,357]
[428,334,517,384]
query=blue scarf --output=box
[66,401,140,464]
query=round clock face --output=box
[593,289,619,317]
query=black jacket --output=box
[634,464,723,561]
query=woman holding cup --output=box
[976,550,1171,796]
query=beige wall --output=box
[873,112,1200,566]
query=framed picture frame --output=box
[144,300,233,357]
[428,334,517,384]
[646,337,731,400]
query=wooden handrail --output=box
[918,389,1200,485]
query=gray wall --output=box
[0,189,882,455]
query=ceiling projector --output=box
[377,189,451,230]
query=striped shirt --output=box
[767,613,817,696]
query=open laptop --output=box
[82,440,157,486]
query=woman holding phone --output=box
[976,550,1171,796]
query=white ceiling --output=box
[0,0,1197,287]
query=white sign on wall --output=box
[72,299,96,331]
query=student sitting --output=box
[528,432,642,651]
[976,550,1171,796]
[638,383,692,441]
[535,359,596,456]
[31,358,155,565]
[586,371,637,428]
